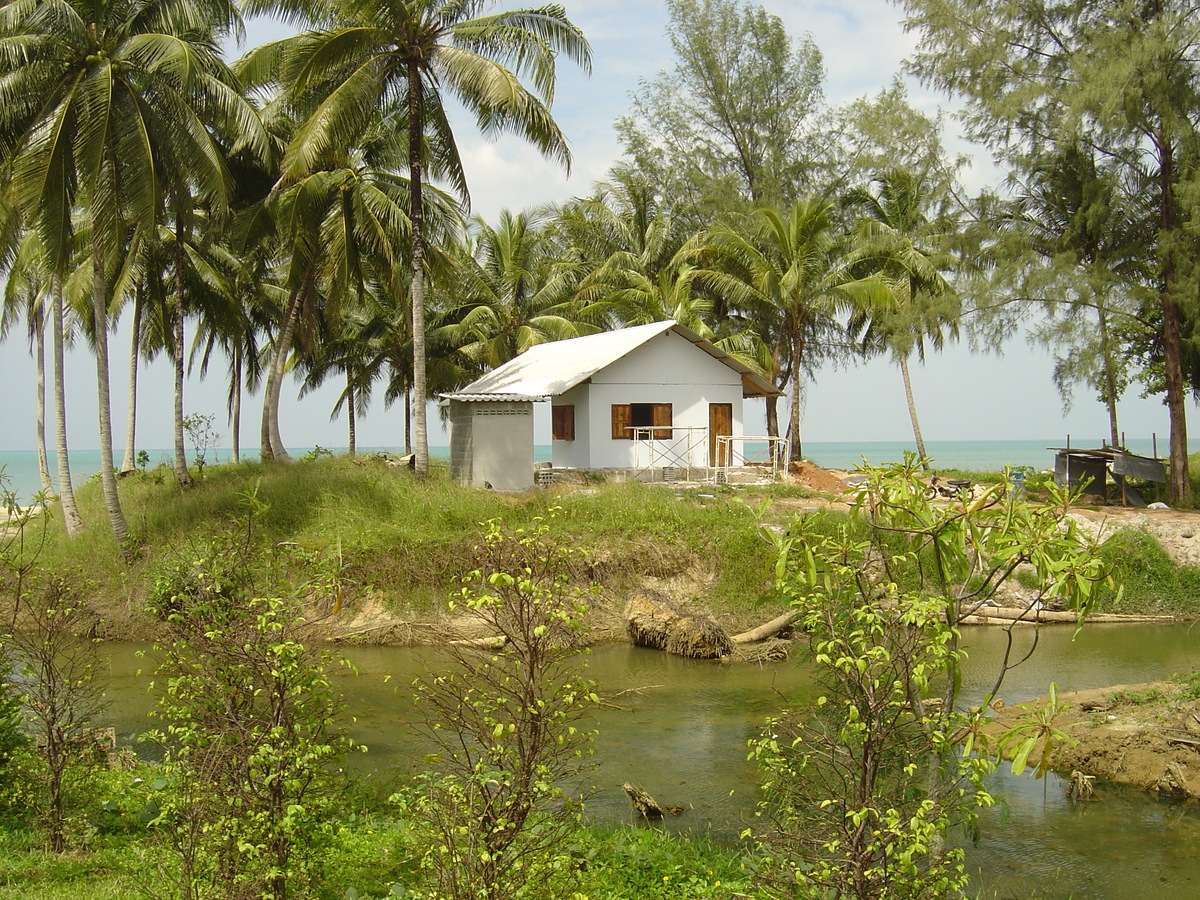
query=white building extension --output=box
[442,321,782,490]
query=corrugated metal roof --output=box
[441,321,782,401]
[446,393,546,402]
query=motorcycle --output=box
[924,475,973,501]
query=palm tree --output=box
[248,0,592,474]
[702,200,877,462]
[844,169,961,463]
[298,306,379,457]
[254,128,418,461]
[0,0,266,549]
[192,232,277,465]
[1,227,53,498]
[555,176,716,333]
[557,173,692,293]
[437,209,587,370]
[0,206,86,531]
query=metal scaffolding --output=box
[628,426,709,481]
[713,434,789,482]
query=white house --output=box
[442,321,782,490]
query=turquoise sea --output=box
[0,438,1172,507]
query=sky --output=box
[0,0,1189,454]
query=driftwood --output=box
[621,783,683,819]
[731,609,802,644]
[623,782,665,819]
[624,591,732,659]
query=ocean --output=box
[0,437,1171,507]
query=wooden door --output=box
[709,403,733,466]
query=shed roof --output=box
[440,321,782,401]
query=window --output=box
[611,403,672,439]
[551,405,575,441]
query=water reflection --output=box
[93,622,1200,898]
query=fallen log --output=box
[731,609,802,644]
[959,604,1176,625]
[625,591,732,659]
[448,635,508,650]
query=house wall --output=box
[449,400,535,491]
[551,384,592,469]
[576,330,745,470]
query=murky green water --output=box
[96,622,1200,899]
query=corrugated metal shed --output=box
[440,321,782,401]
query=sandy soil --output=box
[786,461,856,495]
[995,682,1200,799]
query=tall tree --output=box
[248,0,592,475]
[438,209,586,370]
[1,227,55,498]
[618,0,825,221]
[251,127,417,461]
[900,0,1200,503]
[0,0,266,548]
[193,233,276,465]
[1005,146,1151,448]
[845,168,961,463]
[702,200,877,461]
[823,78,963,206]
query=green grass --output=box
[0,816,755,900]
[572,825,754,899]
[9,453,1200,638]
[1176,670,1200,701]
[10,457,782,629]
[0,831,136,900]
[1108,686,1167,706]
[1086,527,1200,616]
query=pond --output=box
[96,621,1200,899]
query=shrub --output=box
[404,514,598,900]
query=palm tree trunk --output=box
[261,288,303,461]
[404,385,412,454]
[91,230,130,552]
[231,346,242,464]
[347,378,357,459]
[51,276,83,535]
[898,353,929,467]
[173,230,193,487]
[788,333,803,462]
[33,301,52,497]
[120,288,142,473]
[765,394,779,441]
[408,62,429,476]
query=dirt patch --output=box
[995,681,1200,798]
[786,461,853,495]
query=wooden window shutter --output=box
[652,403,673,440]
[552,405,575,441]
[611,404,631,439]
